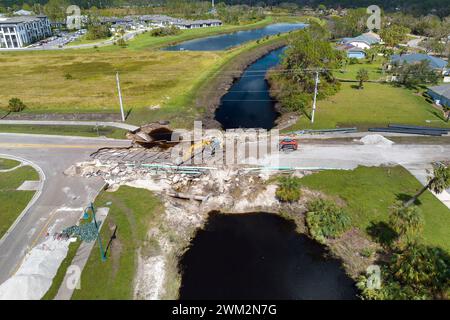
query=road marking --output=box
[8,208,58,278]
[0,143,101,149]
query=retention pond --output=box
[164,23,305,51]
[179,212,358,300]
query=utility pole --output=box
[116,71,125,122]
[311,71,320,124]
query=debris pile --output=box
[359,134,394,146]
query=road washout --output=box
[66,155,382,299]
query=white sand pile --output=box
[359,134,394,146]
[0,237,70,300]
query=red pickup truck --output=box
[279,138,298,151]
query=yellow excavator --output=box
[181,137,221,164]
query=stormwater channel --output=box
[214,47,285,129]
[178,212,358,300]
[164,23,305,51]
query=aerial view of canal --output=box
[215,47,285,129]
[165,23,305,51]
[179,212,357,300]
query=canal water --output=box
[179,212,358,300]
[214,47,285,129]
[165,23,305,51]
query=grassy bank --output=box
[0,164,39,238]
[71,186,164,300]
[300,166,450,253]
[290,82,450,131]
[0,158,20,170]
[0,124,128,139]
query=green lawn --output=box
[290,82,450,131]
[0,125,128,139]
[0,158,20,170]
[71,186,164,300]
[336,58,385,81]
[300,166,450,253]
[0,165,39,238]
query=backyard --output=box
[291,82,450,131]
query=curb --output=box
[0,154,46,247]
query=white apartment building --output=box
[0,15,52,49]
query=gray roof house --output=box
[391,53,448,71]
[428,84,450,108]
[342,32,382,49]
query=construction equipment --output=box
[180,137,221,164]
[279,138,298,152]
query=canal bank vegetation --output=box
[267,23,344,122]
[299,166,450,299]
[196,28,308,128]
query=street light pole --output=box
[311,71,320,124]
[116,71,126,122]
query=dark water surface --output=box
[214,47,285,129]
[164,23,305,51]
[179,212,358,300]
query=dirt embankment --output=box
[197,38,290,129]
[69,160,378,299]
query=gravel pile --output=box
[359,134,394,146]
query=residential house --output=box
[428,84,450,110]
[0,15,52,48]
[336,43,366,59]
[390,53,448,75]
[341,31,382,50]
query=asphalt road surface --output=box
[0,133,130,286]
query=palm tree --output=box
[356,68,369,89]
[405,163,450,207]
[389,202,424,247]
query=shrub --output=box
[275,176,302,202]
[358,244,450,300]
[117,38,127,48]
[64,73,73,80]
[8,98,26,112]
[306,199,351,243]
[150,26,180,37]
[85,24,112,40]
